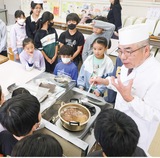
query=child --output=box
[25,0,43,40]
[58,13,85,66]
[10,10,27,62]
[0,93,41,156]
[88,108,146,157]
[34,11,58,73]
[12,87,30,97]
[77,37,114,97]
[20,38,45,71]
[82,16,115,62]
[54,45,78,81]
[11,133,63,157]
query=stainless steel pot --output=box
[58,102,91,131]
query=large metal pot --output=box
[58,102,91,131]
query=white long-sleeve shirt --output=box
[0,19,7,53]
[10,23,27,54]
[107,55,160,153]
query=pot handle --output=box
[70,98,79,103]
[69,121,80,126]
[61,101,66,106]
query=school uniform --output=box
[26,15,39,40]
[34,27,58,73]
[0,130,18,156]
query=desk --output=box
[0,55,8,64]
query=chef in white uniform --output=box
[90,24,160,154]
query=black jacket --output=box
[107,4,122,32]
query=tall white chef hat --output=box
[33,0,43,4]
[118,24,149,45]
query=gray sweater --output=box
[82,20,115,62]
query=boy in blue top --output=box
[54,45,78,81]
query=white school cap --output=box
[119,24,149,45]
[33,0,43,4]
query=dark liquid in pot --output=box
[61,106,88,123]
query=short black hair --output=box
[14,10,25,18]
[0,93,40,137]
[94,108,140,156]
[59,45,74,56]
[66,13,80,24]
[12,87,30,97]
[11,133,63,157]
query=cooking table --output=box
[0,60,43,97]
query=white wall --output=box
[0,0,4,8]
[4,0,21,24]
[3,0,160,25]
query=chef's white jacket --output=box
[107,55,160,153]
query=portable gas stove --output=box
[40,87,112,156]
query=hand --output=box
[89,77,109,86]
[47,58,52,64]
[79,86,84,90]
[111,75,134,102]
[93,90,100,97]
[114,31,119,37]
[15,54,20,60]
[51,56,56,64]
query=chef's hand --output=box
[111,75,134,102]
[93,90,100,97]
[90,77,109,86]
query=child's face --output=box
[32,4,42,16]
[67,20,77,25]
[92,42,107,59]
[67,20,77,30]
[16,15,26,25]
[61,55,72,64]
[24,42,35,56]
[93,27,103,35]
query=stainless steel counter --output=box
[24,72,112,156]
